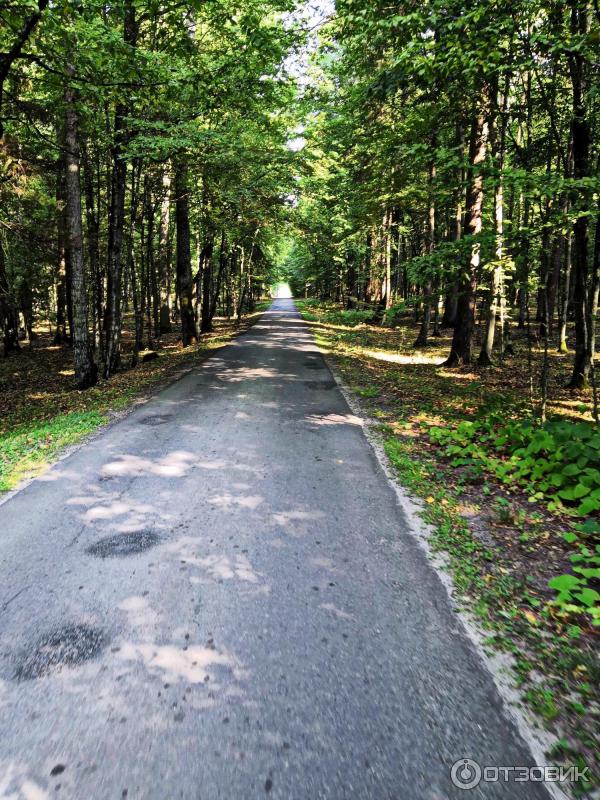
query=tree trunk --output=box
[200,231,215,333]
[586,164,600,368]
[383,208,393,310]
[54,155,68,344]
[0,242,19,357]
[174,161,197,346]
[158,169,172,334]
[104,0,137,377]
[82,143,102,361]
[568,1,592,388]
[64,66,96,389]
[209,231,227,323]
[128,161,143,364]
[558,234,572,353]
[445,94,489,366]
[479,75,508,365]
[442,123,465,329]
[415,150,436,347]
[104,142,127,376]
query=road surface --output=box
[0,300,550,799]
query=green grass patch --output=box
[0,410,107,492]
[0,314,261,494]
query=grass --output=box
[0,311,264,493]
[295,299,599,797]
[0,411,107,492]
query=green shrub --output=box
[429,416,600,518]
[382,302,406,327]
[428,417,600,623]
[328,309,377,326]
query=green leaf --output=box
[574,588,600,607]
[573,568,600,579]
[577,496,600,515]
[548,574,580,592]
[572,483,591,499]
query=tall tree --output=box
[63,64,96,388]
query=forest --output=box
[1,0,296,384]
[286,0,599,388]
[1,0,599,790]
[2,0,599,394]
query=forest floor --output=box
[296,299,599,795]
[0,308,267,494]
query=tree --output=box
[63,63,96,388]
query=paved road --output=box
[0,300,550,799]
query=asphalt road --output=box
[0,299,551,799]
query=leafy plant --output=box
[382,302,406,327]
[429,416,600,517]
[548,523,600,625]
[328,309,378,327]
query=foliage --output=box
[429,417,600,517]
[326,309,376,327]
[382,303,406,327]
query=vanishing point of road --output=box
[0,300,550,799]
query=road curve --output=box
[0,299,550,799]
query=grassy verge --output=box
[0,312,263,493]
[296,299,599,796]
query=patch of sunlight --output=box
[418,413,446,427]
[118,641,236,684]
[81,498,155,525]
[195,553,262,583]
[437,369,480,381]
[21,780,49,800]
[547,400,592,422]
[101,450,197,478]
[305,412,362,426]
[59,369,75,377]
[304,319,366,333]
[271,282,293,298]
[207,493,264,510]
[456,503,480,518]
[118,595,159,629]
[361,348,444,366]
[398,426,421,438]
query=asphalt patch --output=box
[86,530,160,558]
[15,624,106,680]
[304,380,336,390]
[138,414,173,426]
